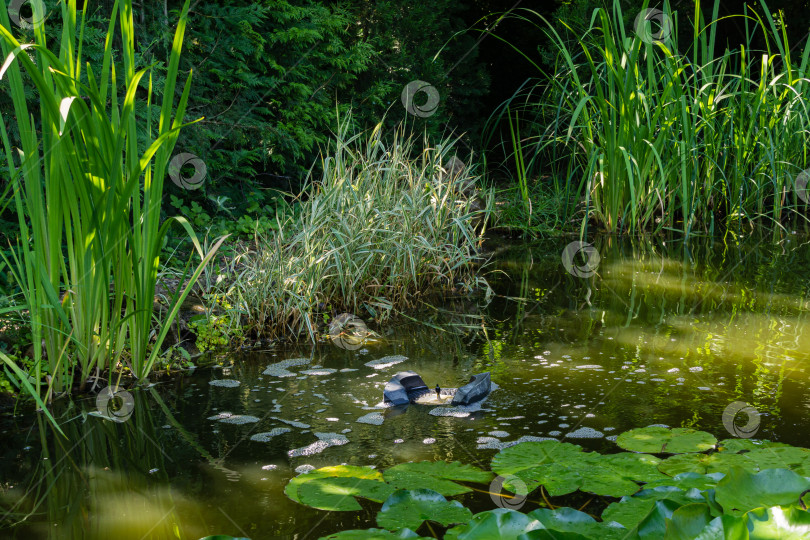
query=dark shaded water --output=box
[2,233,810,539]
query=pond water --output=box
[2,233,810,539]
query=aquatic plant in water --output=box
[284,427,810,538]
[0,0,224,415]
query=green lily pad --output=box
[635,499,684,539]
[491,441,586,476]
[297,477,397,511]
[691,514,749,539]
[320,528,427,539]
[742,447,810,471]
[616,427,717,454]
[663,503,713,540]
[513,463,583,496]
[526,507,626,539]
[658,452,757,476]
[382,460,493,496]
[516,531,594,540]
[715,467,810,516]
[745,506,810,538]
[578,465,642,497]
[376,489,471,531]
[644,472,723,491]
[445,508,543,540]
[602,487,696,530]
[717,439,791,453]
[601,452,668,483]
[285,465,387,511]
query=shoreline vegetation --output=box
[0,0,807,429]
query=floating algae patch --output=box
[300,369,337,376]
[272,417,311,429]
[208,379,241,388]
[207,412,260,424]
[250,428,292,442]
[364,355,407,370]
[263,357,310,377]
[287,433,350,457]
[356,412,385,425]
[566,427,604,439]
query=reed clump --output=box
[220,119,493,340]
[491,0,810,235]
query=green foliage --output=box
[286,430,810,539]
[376,489,471,531]
[0,0,222,415]
[489,0,810,234]
[219,117,492,340]
[616,426,718,454]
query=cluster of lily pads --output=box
[283,427,810,539]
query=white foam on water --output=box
[288,433,350,457]
[340,368,359,372]
[356,412,385,425]
[576,365,603,370]
[207,412,260,424]
[272,417,311,429]
[250,428,292,442]
[301,369,337,376]
[548,430,562,436]
[263,357,310,377]
[364,355,408,370]
[261,464,278,470]
[488,430,509,438]
[422,438,436,444]
[689,366,704,372]
[567,427,604,439]
[208,379,241,388]
[393,438,404,443]
[295,464,316,474]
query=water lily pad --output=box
[526,507,625,539]
[715,467,810,516]
[616,427,716,454]
[717,438,792,453]
[602,488,695,530]
[600,453,668,483]
[512,463,582,496]
[745,506,810,538]
[491,441,585,476]
[285,465,386,511]
[742,447,810,471]
[321,529,427,539]
[445,508,542,540]
[376,489,471,531]
[643,472,722,491]
[297,477,396,511]
[663,503,712,540]
[382,461,493,496]
[657,452,756,476]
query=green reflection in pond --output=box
[1,234,810,539]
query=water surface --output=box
[2,233,810,539]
